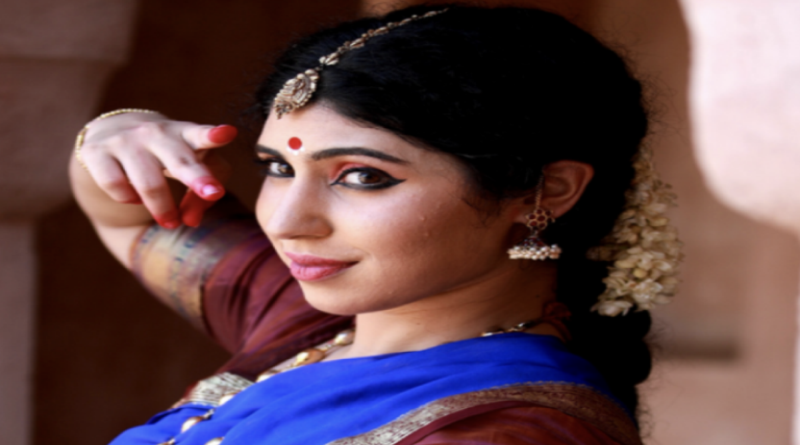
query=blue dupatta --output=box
[110,333,632,445]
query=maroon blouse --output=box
[132,215,639,445]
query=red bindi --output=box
[288,137,303,151]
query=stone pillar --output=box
[0,1,138,442]
[676,0,800,442]
[0,224,35,444]
[30,1,361,443]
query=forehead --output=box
[259,104,412,154]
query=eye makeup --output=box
[254,144,407,190]
[331,164,405,190]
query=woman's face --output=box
[255,103,519,316]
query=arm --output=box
[69,110,347,349]
[69,110,236,268]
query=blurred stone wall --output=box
[0,1,139,443]
[0,1,360,444]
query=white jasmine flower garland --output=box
[586,145,683,316]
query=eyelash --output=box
[256,158,294,178]
[255,158,404,190]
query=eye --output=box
[256,158,294,178]
[333,167,404,190]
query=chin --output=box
[300,287,366,316]
[299,283,404,316]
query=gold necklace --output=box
[255,301,571,382]
[167,329,357,445]
[256,329,356,382]
[254,322,520,383]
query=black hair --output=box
[253,4,652,418]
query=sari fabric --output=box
[415,404,629,445]
[127,218,642,445]
[111,334,639,445]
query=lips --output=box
[285,252,356,282]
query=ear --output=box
[512,161,595,224]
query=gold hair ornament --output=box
[272,9,448,119]
[587,144,683,316]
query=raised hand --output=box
[70,111,240,267]
[75,111,237,228]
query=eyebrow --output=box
[256,145,408,165]
[256,146,283,158]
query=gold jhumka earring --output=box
[507,183,562,261]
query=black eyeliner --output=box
[332,167,406,190]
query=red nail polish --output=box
[183,213,202,227]
[156,210,181,229]
[156,217,180,229]
[190,178,225,200]
[201,184,221,197]
[208,125,238,144]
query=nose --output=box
[258,176,332,241]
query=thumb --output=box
[182,124,239,149]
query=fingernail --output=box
[163,220,181,229]
[156,218,181,229]
[190,178,225,200]
[184,214,201,227]
[156,210,181,229]
[202,184,222,197]
[208,125,238,144]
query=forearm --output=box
[70,154,155,267]
[132,206,262,331]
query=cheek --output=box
[254,181,274,230]
[338,189,458,254]
[255,179,287,238]
[338,189,506,301]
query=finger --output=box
[150,138,226,201]
[179,151,231,227]
[179,190,216,227]
[208,125,238,144]
[83,150,142,204]
[119,151,180,229]
[182,124,238,150]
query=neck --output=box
[334,261,561,360]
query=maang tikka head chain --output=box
[272,9,448,119]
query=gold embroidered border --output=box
[132,218,263,331]
[327,383,642,445]
[173,372,254,408]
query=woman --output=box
[69,4,680,445]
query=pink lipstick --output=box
[285,252,355,282]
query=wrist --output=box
[74,109,162,170]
